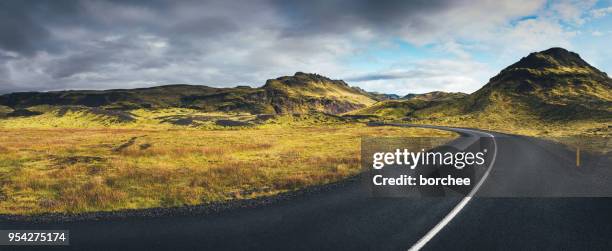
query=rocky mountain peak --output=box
[486,47,610,91]
[505,47,591,71]
[263,72,349,89]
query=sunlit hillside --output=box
[350,48,612,136]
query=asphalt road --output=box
[3,125,611,251]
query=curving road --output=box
[3,125,612,250]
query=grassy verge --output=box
[0,124,453,215]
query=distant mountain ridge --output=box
[403,91,468,101]
[366,92,402,101]
[346,91,468,119]
[1,47,610,134]
[0,72,376,115]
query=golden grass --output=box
[0,125,453,214]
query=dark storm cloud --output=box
[0,1,87,55]
[0,2,51,55]
[47,51,112,79]
[274,0,455,37]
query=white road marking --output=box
[407,129,498,251]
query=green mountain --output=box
[414,48,610,119]
[352,47,612,135]
[262,72,376,114]
[0,72,375,115]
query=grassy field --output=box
[0,124,453,215]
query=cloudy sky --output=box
[0,0,611,95]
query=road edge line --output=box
[407,130,498,251]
